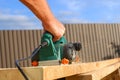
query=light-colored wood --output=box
[82,62,120,80]
[0,67,43,80]
[66,61,120,80]
[102,69,120,80]
[0,58,120,80]
[65,75,92,80]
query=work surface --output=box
[0,58,120,80]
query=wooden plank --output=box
[65,75,92,80]
[0,67,43,80]
[84,61,120,80]
[102,69,120,80]
[0,58,120,80]
[66,60,120,80]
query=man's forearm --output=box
[20,0,65,41]
[20,0,55,23]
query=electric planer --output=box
[31,32,82,66]
[15,32,82,80]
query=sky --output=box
[0,0,120,30]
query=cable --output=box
[15,42,48,80]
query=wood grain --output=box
[0,58,120,80]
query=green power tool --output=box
[32,32,82,65]
[15,32,82,80]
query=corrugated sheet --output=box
[65,24,120,62]
[0,24,120,68]
[0,30,44,68]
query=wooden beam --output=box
[0,67,43,80]
[81,61,120,80]
[0,58,120,80]
[102,70,120,80]
[66,60,120,80]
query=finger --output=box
[53,36,60,42]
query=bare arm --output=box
[20,0,65,41]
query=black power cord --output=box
[15,42,48,80]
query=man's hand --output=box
[42,18,65,41]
